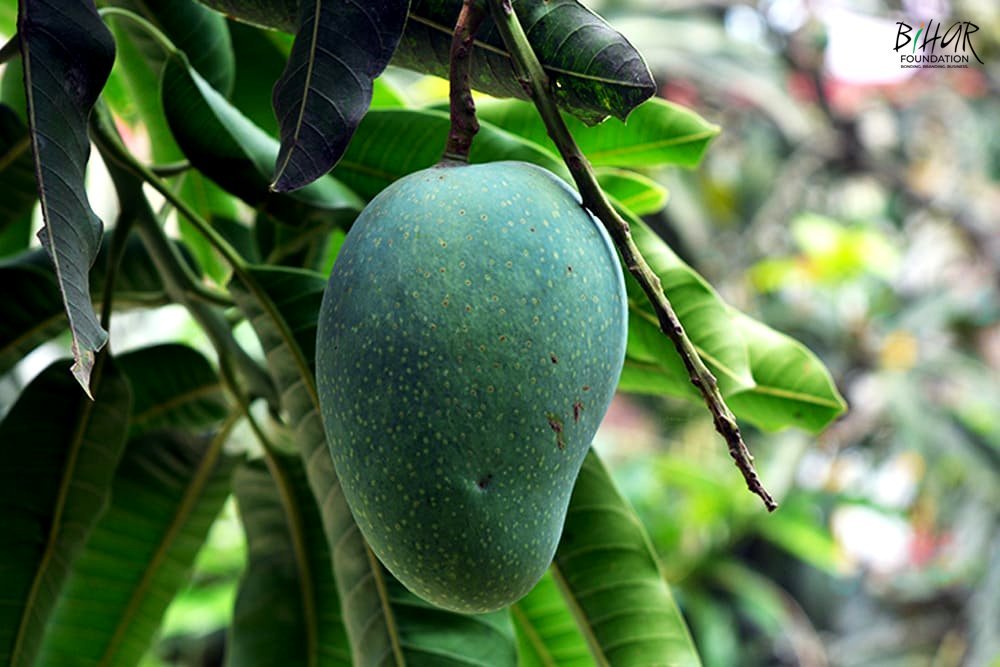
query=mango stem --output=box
[442,0,487,164]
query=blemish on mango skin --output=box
[546,413,566,450]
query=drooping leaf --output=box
[197,0,655,125]
[726,312,846,433]
[333,108,567,200]
[17,0,116,395]
[228,266,518,666]
[117,343,228,436]
[513,571,594,667]
[270,0,410,191]
[595,169,668,216]
[477,98,720,169]
[0,234,181,377]
[0,105,36,245]
[398,0,654,124]
[552,451,701,666]
[37,427,237,667]
[231,455,350,667]
[160,52,363,227]
[0,359,132,667]
[617,211,754,398]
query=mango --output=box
[316,161,627,613]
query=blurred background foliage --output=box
[2,0,998,665]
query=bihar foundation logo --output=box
[894,19,985,68]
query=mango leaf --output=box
[231,455,350,667]
[161,52,363,227]
[38,427,237,667]
[117,343,228,436]
[726,312,846,434]
[595,169,668,216]
[333,108,567,200]
[197,0,654,124]
[0,234,180,377]
[617,212,753,398]
[103,0,235,163]
[228,266,518,666]
[270,0,410,192]
[398,0,654,124]
[476,98,720,169]
[0,105,36,243]
[513,571,594,667]
[229,21,288,135]
[17,0,116,395]
[0,359,132,667]
[552,451,700,666]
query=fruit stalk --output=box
[486,0,777,511]
[442,0,487,163]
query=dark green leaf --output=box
[229,266,518,666]
[0,105,36,245]
[38,427,237,667]
[476,98,720,169]
[231,455,350,667]
[333,108,567,200]
[552,451,701,666]
[270,0,410,191]
[198,0,654,125]
[161,52,363,227]
[0,234,177,377]
[117,343,228,436]
[228,21,288,135]
[513,571,594,667]
[17,0,116,395]
[726,312,846,433]
[398,0,654,124]
[0,359,132,667]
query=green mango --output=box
[316,161,627,613]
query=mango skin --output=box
[316,161,627,613]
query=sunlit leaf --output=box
[477,98,719,168]
[513,571,594,667]
[595,168,668,216]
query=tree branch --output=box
[486,0,776,511]
[441,0,487,164]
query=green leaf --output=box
[513,571,594,667]
[37,427,237,667]
[17,0,116,395]
[228,21,288,135]
[117,343,228,436]
[333,108,567,200]
[595,169,668,216]
[198,0,654,124]
[0,358,132,667]
[617,212,753,398]
[399,0,654,124]
[228,266,518,666]
[0,105,36,244]
[161,52,363,227]
[477,98,720,168]
[270,0,410,191]
[0,235,177,378]
[231,455,350,667]
[103,0,236,162]
[552,451,701,666]
[726,312,846,433]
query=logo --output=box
[894,19,984,68]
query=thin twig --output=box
[486,0,776,511]
[441,0,487,163]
